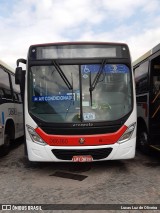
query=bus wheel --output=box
[0,134,10,156]
[137,128,150,154]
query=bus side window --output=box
[11,74,21,101]
[18,94,22,102]
[0,89,4,101]
[0,89,3,97]
[134,61,149,94]
[4,89,12,100]
[13,92,19,102]
[152,63,160,95]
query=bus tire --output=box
[0,134,10,156]
[137,126,150,154]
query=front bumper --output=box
[26,137,136,162]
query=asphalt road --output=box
[0,139,159,213]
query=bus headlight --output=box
[26,125,46,146]
[118,123,136,144]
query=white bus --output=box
[0,60,24,156]
[15,42,136,162]
[133,43,160,153]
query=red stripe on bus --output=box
[35,125,127,146]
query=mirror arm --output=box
[17,58,27,67]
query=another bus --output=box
[0,60,24,156]
[133,43,160,153]
[15,42,136,162]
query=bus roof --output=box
[0,59,14,74]
[133,43,160,67]
[30,41,128,48]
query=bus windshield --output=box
[29,63,132,123]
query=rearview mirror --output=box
[15,67,23,85]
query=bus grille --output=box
[40,125,121,135]
[52,148,113,160]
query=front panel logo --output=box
[79,138,85,144]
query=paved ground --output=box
[0,139,159,213]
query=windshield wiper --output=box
[89,58,107,92]
[89,71,93,106]
[89,59,107,106]
[53,60,73,90]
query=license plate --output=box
[72,155,93,162]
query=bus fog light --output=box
[118,123,136,144]
[26,125,46,146]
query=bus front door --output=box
[150,58,160,149]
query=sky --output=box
[0,0,160,69]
